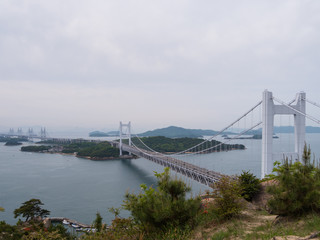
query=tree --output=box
[93,212,104,232]
[14,199,50,222]
[123,168,201,231]
[21,229,66,240]
[267,145,320,216]
[211,176,244,219]
[0,221,22,240]
[239,171,261,202]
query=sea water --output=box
[1,133,320,225]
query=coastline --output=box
[21,149,137,161]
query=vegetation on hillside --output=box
[14,199,50,222]
[267,144,320,216]
[61,141,125,158]
[61,141,97,154]
[21,145,52,152]
[5,140,23,146]
[21,141,124,159]
[138,126,217,138]
[0,198,73,240]
[3,145,320,239]
[75,142,120,158]
[126,136,245,153]
[239,170,261,202]
[123,168,202,232]
[0,136,28,142]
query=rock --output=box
[43,218,51,229]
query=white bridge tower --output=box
[119,121,132,156]
[262,90,306,178]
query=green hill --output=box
[139,126,218,138]
[89,131,119,137]
[126,136,245,153]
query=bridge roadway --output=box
[109,141,224,186]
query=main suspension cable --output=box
[130,101,262,156]
[171,101,262,155]
[273,97,320,125]
[175,121,262,156]
[305,98,320,109]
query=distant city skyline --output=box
[1,1,320,133]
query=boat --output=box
[62,219,69,225]
[71,223,80,228]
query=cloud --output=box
[1,0,320,130]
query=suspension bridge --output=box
[2,90,320,186]
[114,90,320,185]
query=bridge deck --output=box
[109,141,224,186]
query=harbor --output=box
[48,217,96,233]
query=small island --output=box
[124,136,245,153]
[21,145,52,152]
[21,141,131,160]
[89,131,119,137]
[1,136,28,143]
[5,140,23,146]
[20,136,245,160]
[223,134,279,140]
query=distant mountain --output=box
[274,126,320,133]
[89,131,119,137]
[306,126,320,133]
[90,125,320,138]
[107,131,120,136]
[138,126,218,138]
[240,126,320,134]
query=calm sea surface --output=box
[1,133,320,225]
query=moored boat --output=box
[71,223,80,228]
[62,219,69,225]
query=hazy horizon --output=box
[1,1,320,132]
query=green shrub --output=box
[14,198,50,222]
[0,221,22,240]
[239,170,261,202]
[93,212,105,232]
[81,218,142,240]
[123,168,201,232]
[267,145,320,216]
[211,176,244,220]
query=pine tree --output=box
[267,145,320,216]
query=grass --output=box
[190,210,320,240]
[211,230,231,240]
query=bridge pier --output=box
[119,121,131,156]
[261,90,306,179]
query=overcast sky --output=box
[1,0,320,133]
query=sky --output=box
[1,0,320,134]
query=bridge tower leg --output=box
[261,90,306,179]
[119,121,131,156]
[40,127,47,140]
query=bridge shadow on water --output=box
[119,158,211,195]
[119,158,158,186]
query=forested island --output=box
[21,145,52,152]
[124,136,245,153]
[20,135,245,160]
[62,142,123,159]
[5,140,23,146]
[89,130,119,137]
[20,141,129,160]
[0,136,28,142]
